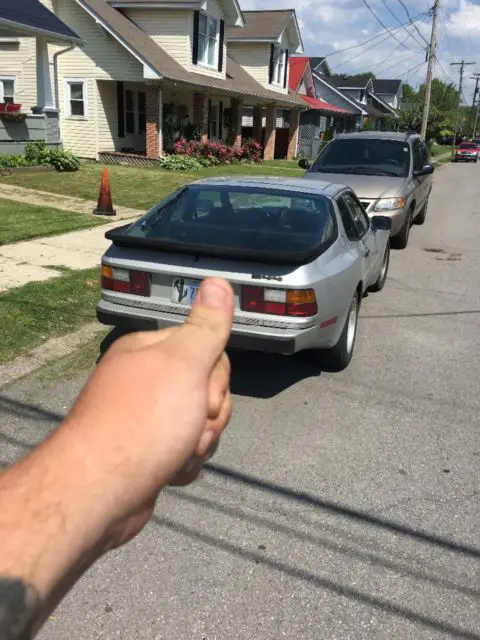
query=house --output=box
[226,9,304,159]
[372,78,402,112]
[0,0,81,154]
[328,75,399,129]
[2,0,306,162]
[288,56,353,159]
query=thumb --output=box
[170,278,234,372]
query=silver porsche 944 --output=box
[98,176,391,371]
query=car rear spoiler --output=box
[105,225,335,267]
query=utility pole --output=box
[420,0,440,140]
[470,73,480,137]
[451,60,475,151]
[473,98,480,139]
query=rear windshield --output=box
[310,138,411,178]
[117,185,337,264]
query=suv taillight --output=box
[101,265,150,297]
[241,286,317,317]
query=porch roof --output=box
[299,95,351,115]
[77,0,305,107]
[0,0,81,44]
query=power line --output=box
[394,0,430,46]
[360,0,423,51]
[378,0,428,50]
[451,60,476,149]
[321,11,429,59]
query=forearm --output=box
[0,424,109,638]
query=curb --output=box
[0,322,106,389]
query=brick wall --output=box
[146,86,162,158]
[287,110,299,160]
[263,106,276,161]
[193,92,208,143]
[228,97,243,150]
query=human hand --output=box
[56,277,234,548]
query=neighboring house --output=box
[328,74,399,129]
[372,78,403,112]
[226,9,304,159]
[0,0,81,154]
[288,56,352,159]
[5,0,306,162]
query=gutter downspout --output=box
[53,44,76,110]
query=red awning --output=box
[300,95,349,114]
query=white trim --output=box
[368,91,398,117]
[73,0,161,79]
[278,12,304,54]
[64,77,88,119]
[312,72,366,115]
[0,76,16,104]
[0,37,20,43]
[110,2,199,6]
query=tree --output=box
[402,83,418,104]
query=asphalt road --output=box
[1,162,479,640]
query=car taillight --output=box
[101,265,150,297]
[241,286,317,317]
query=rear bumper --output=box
[97,299,339,355]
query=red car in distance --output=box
[454,141,478,163]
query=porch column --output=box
[36,37,54,110]
[287,110,299,160]
[145,86,163,158]
[252,105,262,144]
[193,92,209,142]
[263,105,276,161]
[228,97,243,150]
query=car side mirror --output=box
[298,158,311,170]
[371,215,392,232]
[413,164,434,178]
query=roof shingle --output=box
[373,79,402,94]
[0,0,80,42]
[226,9,293,39]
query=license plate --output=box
[172,277,200,305]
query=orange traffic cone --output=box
[93,166,116,216]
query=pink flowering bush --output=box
[173,137,263,166]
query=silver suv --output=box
[299,132,434,249]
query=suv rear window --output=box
[118,185,338,264]
[310,138,411,178]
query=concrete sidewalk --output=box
[0,182,142,220]
[0,220,127,291]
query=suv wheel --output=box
[391,208,412,250]
[415,199,428,225]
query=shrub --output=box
[24,140,51,165]
[173,138,263,165]
[0,154,29,168]
[161,154,202,171]
[48,149,80,172]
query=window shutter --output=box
[218,20,225,72]
[207,98,212,138]
[268,44,275,84]
[219,100,223,138]
[117,81,125,138]
[283,49,289,88]
[192,10,200,65]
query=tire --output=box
[369,243,390,292]
[390,208,412,250]
[415,198,428,225]
[319,292,359,372]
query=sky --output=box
[240,0,480,102]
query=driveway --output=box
[1,163,479,640]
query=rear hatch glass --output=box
[107,184,337,265]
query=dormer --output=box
[309,56,331,78]
[226,9,303,94]
[115,0,244,79]
[288,56,315,98]
[329,75,374,105]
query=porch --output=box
[96,80,300,162]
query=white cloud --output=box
[447,0,480,35]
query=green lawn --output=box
[0,268,100,363]
[430,143,451,156]
[0,161,304,211]
[0,198,106,245]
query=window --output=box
[0,78,15,104]
[198,13,219,68]
[65,79,87,118]
[413,140,424,172]
[343,192,370,237]
[337,196,358,240]
[125,89,135,134]
[271,47,286,85]
[138,91,146,134]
